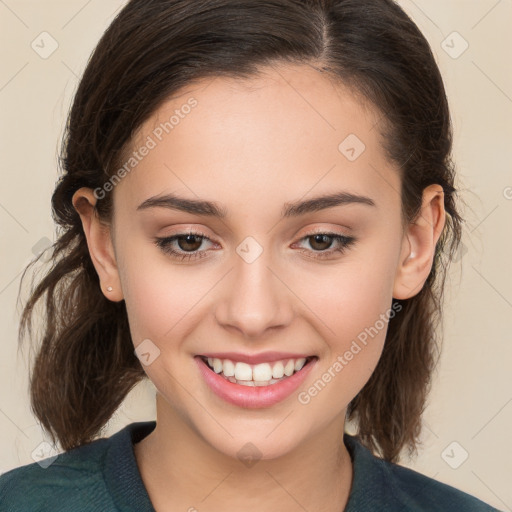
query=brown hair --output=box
[18,0,462,462]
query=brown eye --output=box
[154,231,214,261]
[308,234,335,251]
[175,234,204,252]
[294,232,356,260]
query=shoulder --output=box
[344,434,503,512]
[0,436,112,512]
[382,458,501,511]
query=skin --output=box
[72,63,446,512]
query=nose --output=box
[214,242,294,338]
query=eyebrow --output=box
[136,191,376,218]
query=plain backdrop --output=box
[1,1,511,510]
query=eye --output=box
[154,229,356,262]
[154,231,215,261]
[293,231,356,260]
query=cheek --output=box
[290,247,399,408]
[117,237,208,344]
[292,245,398,343]
[123,271,212,349]
[118,247,212,405]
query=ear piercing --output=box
[107,286,113,292]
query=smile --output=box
[201,356,313,386]
[195,355,318,408]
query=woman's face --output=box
[107,63,411,460]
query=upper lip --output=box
[197,351,315,365]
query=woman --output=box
[0,0,502,510]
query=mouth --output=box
[197,355,318,387]
[195,353,318,408]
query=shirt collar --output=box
[343,431,397,510]
[104,420,394,511]
[104,421,157,511]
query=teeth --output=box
[294,358,306,371]
[204,356,311,382]
[234,362,252,381]
[253,363,272,381]
[272,361,284,378]
[230,377,283,387]
[238,380,255,387]
[222,359,235,377]
[284,359,295,376]
[212,358,223,374]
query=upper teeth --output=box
[206,357,308,381]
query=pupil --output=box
[179,234,201,251]
[311,234,331,251]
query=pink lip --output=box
[195,355,317,409]
[197,351,313,365]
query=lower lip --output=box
[195,356,317,408]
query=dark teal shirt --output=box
[0,421,502,511]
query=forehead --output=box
[113,63,399,215]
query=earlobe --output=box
[71,188,124,302]
[393,184,446,300]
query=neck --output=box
[134,395,353,512]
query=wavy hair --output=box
[18,0,463,462]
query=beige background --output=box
[1,0,511,509]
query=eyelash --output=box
[154,230,356,262]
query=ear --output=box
[71,187,124,302]
[393,184,446,300]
